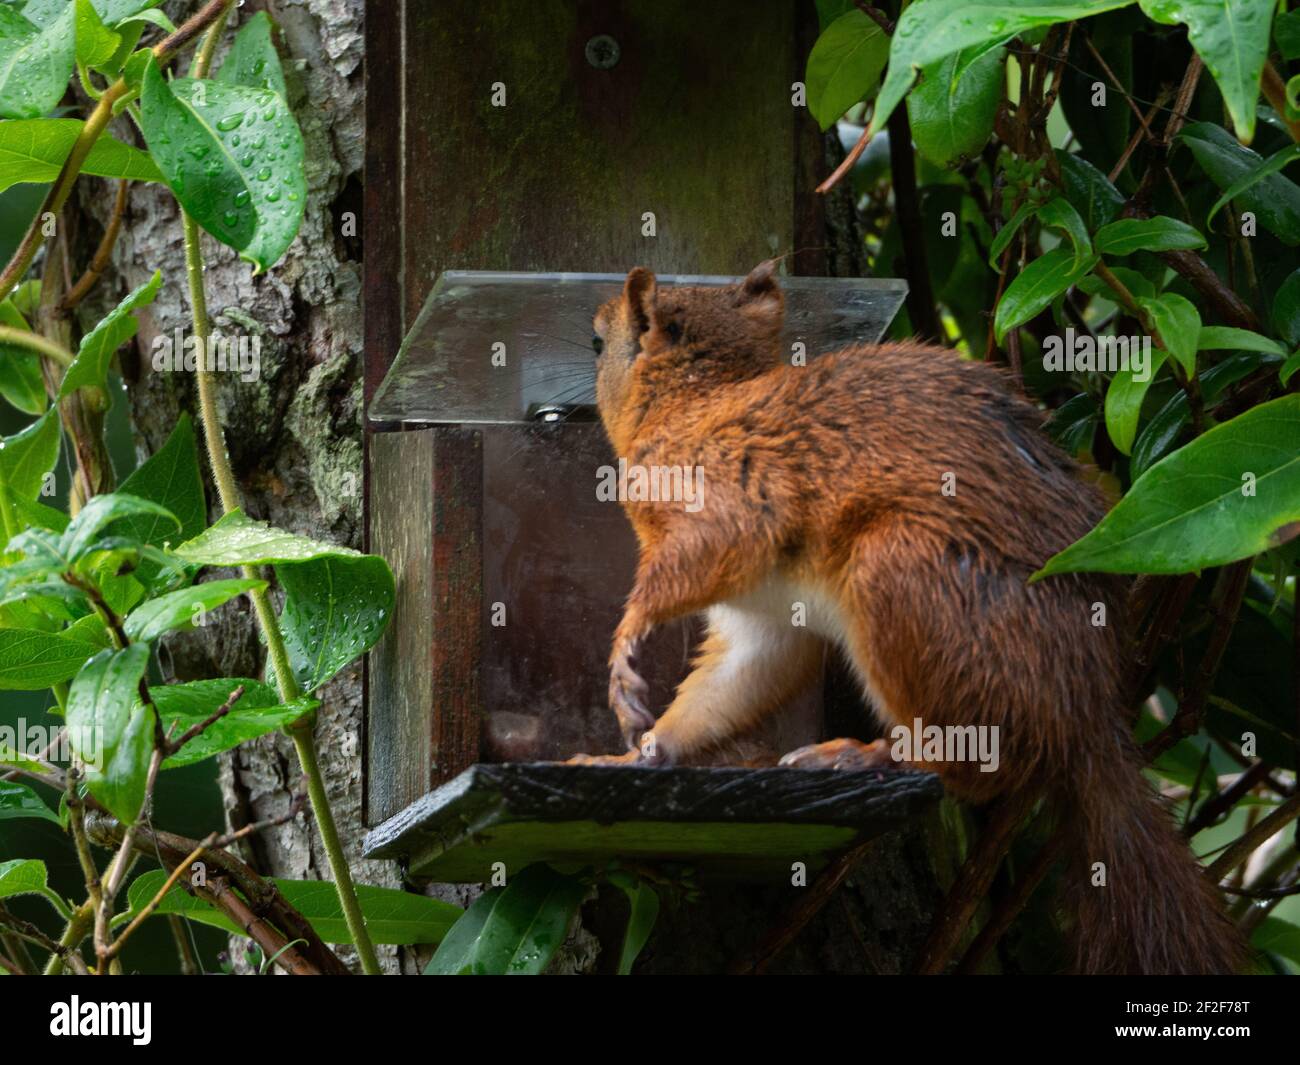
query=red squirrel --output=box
[571,260,1245,975]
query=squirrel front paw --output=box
[608,642,655,748]
[566,749,646,766]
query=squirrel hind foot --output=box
[778,737,897,772]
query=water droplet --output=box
[217,112,245,132]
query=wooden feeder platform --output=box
[362,762,944,882]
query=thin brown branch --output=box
[1163,53,1203,145]
[165,684,244,755]
[0,901,89,975]
[1207,793,1300,881]
[1109,91,1171,183]
[729,837,878,974]
[853,2,895,35]
[1220,879,1300,901]
[1184,761,1272,837]
[913,786,1041,973]
[956,825,1067,973]
[87,815,348,975]
[60,180,129,312]
[1082,30,1155,139]
[817,124,872,196]
[1143,560,1253,761]
[1262,61,1300,144]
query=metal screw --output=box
[585,34,620,70]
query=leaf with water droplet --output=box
[424,865,588,975]
[139,57,305,272]
[214,11,288,98]
[0,118,163,193]
[59,270,162,399]
[270,554,396,694]
[0,2,76,120]
[867,0,1134,141]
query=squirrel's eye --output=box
[592,335,604,355]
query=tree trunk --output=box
[81,0,395,972]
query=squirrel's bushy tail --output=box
[1056,721,1246,974]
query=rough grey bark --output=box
[78,0,393,972]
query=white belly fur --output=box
[705,575,892,718]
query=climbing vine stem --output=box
[181,5,381,976]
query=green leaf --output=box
[1104,347,1168,455]
[123,577,265,643]
[58,269,161,398]
[0,780,59,825]
[1196,326,1286,357]
[0,628,99,688]
[66,643,152,822]
[22,1,159,29]
[1281,349,1300,386]
[0,117,161,192]
[1138,292,1200,376]
[114,412,206,550]
[614,878,659,976]
[1253,918,1300,966]
[0,2,75,119]
[0,299,44,414]
[139,58,306,272]
[127,870,461,945]
[1130,353,1259,476]
[74,0,119,70]
[1056,149,1125,230]
[273,555,394,692]
[988,199,1040,269]
[868,0,1135,140]
[173,509,361,566]
[906,44,1004,169]
[1180,122,1300,245]
[60,491,178,561]
[1094,215,1208,255]
[1138,0,1274,143]
[994,247,1096,342]
[1036,196,1093,271]
[7,490,67,534]
[0,408,59,499]
[805,10,889,131]
[0,857,55,903]
[424,864,587,975]
[1273,268,1300,348]
[96,2,164,27]
[214,11,286,98]
[151,678,317,768]
[1205,144,1300,229]
[1277,9,1300,61]
[1077,265,1156,301]
[1035,394,1300,577]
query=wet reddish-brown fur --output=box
[583,263,1245,974]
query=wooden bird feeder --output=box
[360,0,937,882]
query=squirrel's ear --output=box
[733,259,783,317]
[624,267,657,334]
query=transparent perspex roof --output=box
[369,271,909,428]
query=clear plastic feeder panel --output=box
[371,271,907,761]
